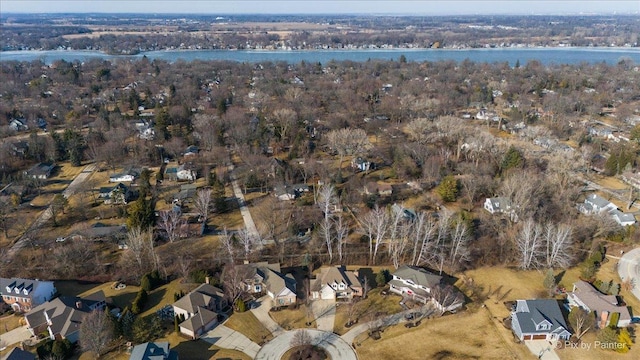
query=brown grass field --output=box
[269,304,314,330]
[334,288,404,335]
[224,311,273,344]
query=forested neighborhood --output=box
[1,10,640,360]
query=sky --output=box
[0,0,638,15]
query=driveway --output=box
[201,324,261,359]
[525,340,560,360]
[310,299,336,332]
[255,329,357,360]
[250,295,285,336]
[0,325,32,347]
[4,163,95,262]
[618,247,640,302]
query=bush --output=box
[131,289,148,315]
[235,298,246,312]
[436,175,459,202]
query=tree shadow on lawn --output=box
[172,340,218,360]
[143,288,167,314]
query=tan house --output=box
[236,262,297,306]
[172,284,226,339]
[25,291,107,343]
[364,182,393,196]
[0,278,56,312]
[567,281,631,328]
[310,266,362,300]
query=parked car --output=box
[55,237,66,243]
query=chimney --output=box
[205,276,210,285]
[76,301,83,309]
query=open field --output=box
[354,308,525,360]
[224,312,273,344]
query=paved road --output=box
[201,324,261,359]
[4,163,96,262]
[226,160,261,245]
[618,247,640,302]
[310,299,336,332]
[0,326,31,347]
[250,295,285,336]
[255,329,357,360]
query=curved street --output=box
[618,247,640,302]
[255,329,357,360]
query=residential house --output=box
[364,182,393,196]
[274,185,297,201]
[9,118,28,132]
[236,262,297,306]
[184,145,199,157]
[25,291,107,343]
[567,281,632,328]
[510,299,572,341]
[484,197,511,214]
[172,284,226,339]
[37,118,47,131]
[173,184,197,204]
[99,183,132,205]
[75,222,127,242]
[391,203,417,221]
[579,194,636,226]
[176,164,196,181]
[109,169,138,183]
[24,163,55,180]
[351,157,372,172]
[310,266,362,300]
[610,209,636,226]
[388,265,442,303]
[0,278,56,312]
[579,194,618,214]
[129,342,179,360]
[2,348,36,360]
[11,141,29,157]
[164,166,178,182]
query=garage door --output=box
[532,334,547,340]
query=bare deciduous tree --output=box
[220,227,235,261]
[430,284,464,315]
[157,210,185,243]
[544,222,574,269]
[360,205,389,265]
[122,226,158,277]
[334,214,349,263]
[290,329,312,350]
[79,309,114,357]
[516,218,543,269]
[326,128,370,174]
[194,188,212,223]
[568,307,595,340]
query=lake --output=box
[1,47,639,66]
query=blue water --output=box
[1,47,639,66]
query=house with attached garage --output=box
[310,266,362,300]
[567,281,631,328]
[24,291,107,343]
[2,347,36,360]
[109,169,139,182]
[129,341,179,360]
[0,278,56,312]
[172,283,226,339]
[24,162,55,180]
[236,262,297,306]
[578,194,636,226]
[388,265,442,303]
[510,299,571,341]
[98,183,132,205]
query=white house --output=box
[236,262,297,306]
[567,281,631,328]
[484,197,512,214]
[176,164,196,181]
[610,209,636,226]
[388,265,442,302]
[109,172,136,183]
